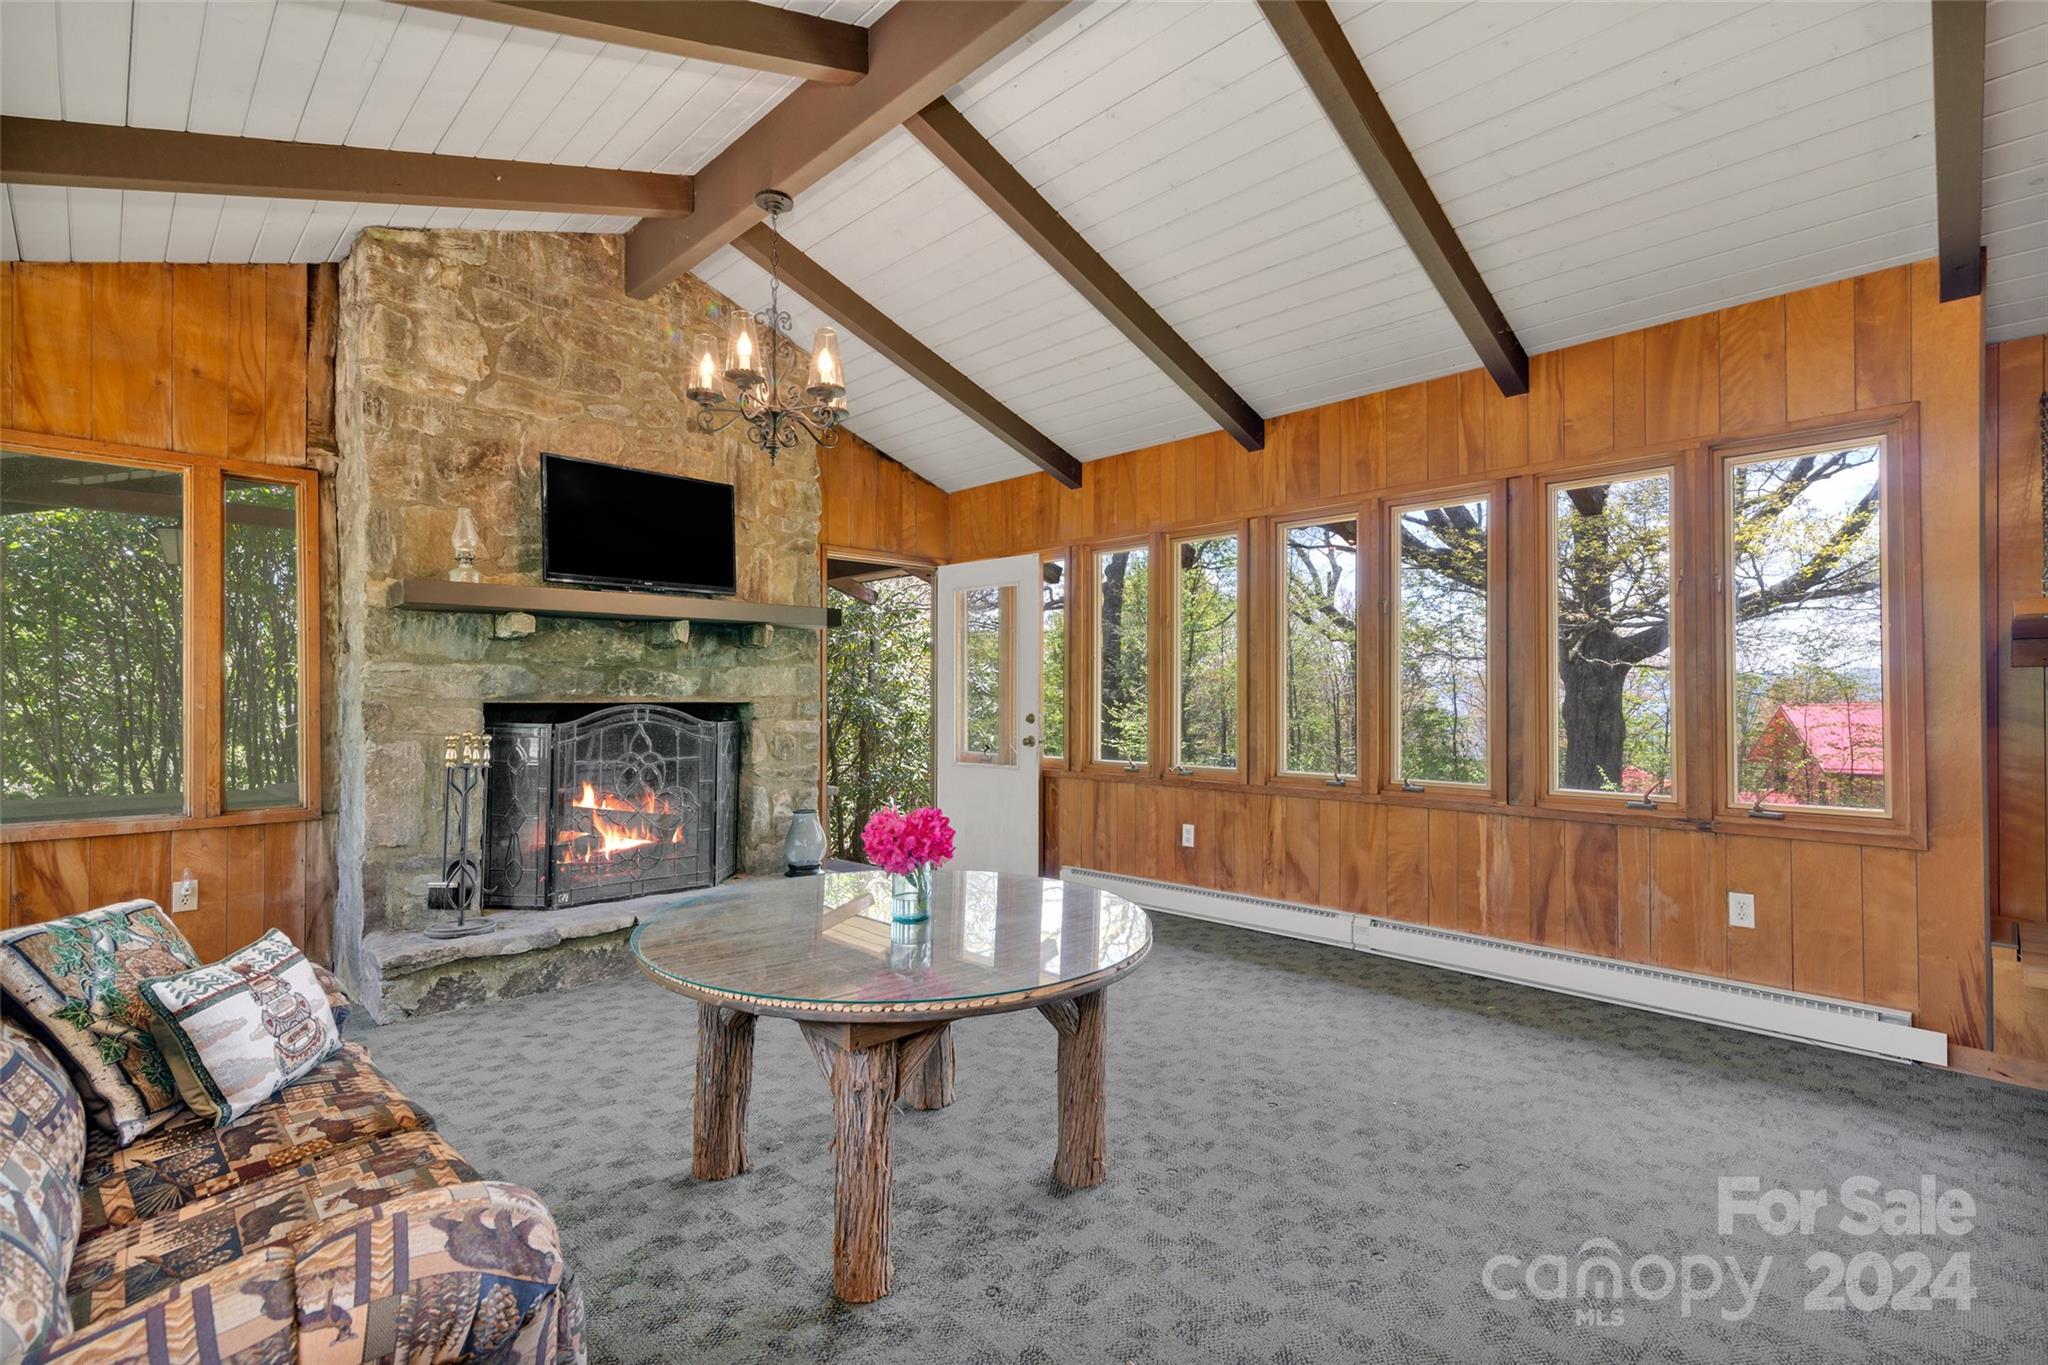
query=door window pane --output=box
[1729,443,1886,812]
[1281,517,1358,777]
[1,452,185,822]
[1095,546,1149,764]
[958,585,1013,763]
[1174,533,1239,770]
[1393,498,1489,785]
[224,478,301,809]
[1552,472,1674,798]
[1041,557,1065,758]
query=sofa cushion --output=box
[39,1243,300,1363]
[139,929,343,1126]
[67,1129,479,1327]
[0,901,201,1145]
[1,1023,88,1360]
[79,1042,435,1243]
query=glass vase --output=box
[890,866,932,924]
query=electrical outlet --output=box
[1180,823,1195,848]
[1728,891,1756,929]
[171,876,199,914]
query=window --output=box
[1726,440,1887,814]
[1172,533,1240,771]
[224,478,302,809]
[1549,470,1675,801]
[1,451,186,821]
[956,585,1014,763]
[1280,515,1358,778]
[1040,557,1065,758]
[1391,495,1490,788]
[1094,544,1150,766]
[0,442,316,830]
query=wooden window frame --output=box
[1533,454,1694,822]
[1164,519,1249,784]
[0,429,322,842]
[950,583,1017,766]
[1084,536,1160,777]
[1706,415,1925,846]
[1264,503,1366,793]
[1380,480,1508,806]
[1039,549,1074,772]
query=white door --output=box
[934,553,1042,876]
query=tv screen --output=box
[541,453,737,596]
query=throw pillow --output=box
[138,930,342,1126]
[0,1024,86,1360]
[0,901,201,1145]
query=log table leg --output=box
[1037,988,1109,1189]
[802,1024,906,1302]
[692,1004,756,1181]
[896,1023,956,1111]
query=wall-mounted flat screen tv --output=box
[541,452,737,596]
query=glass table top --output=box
[629,870,1151,1016]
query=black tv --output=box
[541,453,737,596]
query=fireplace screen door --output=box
[934,554,1041,876]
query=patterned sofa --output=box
[2,909,584,1364]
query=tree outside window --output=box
[1393,498,1489,786]
[1095,546,1150,764]
[1041,557,1065,758]
[1175,534,1239,770]
[1281,518,1357,777]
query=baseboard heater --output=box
[1062,867,1947,1067]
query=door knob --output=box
[1021,735,1037,747]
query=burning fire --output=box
[558,782,682,863]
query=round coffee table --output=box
[629,869,1152,1301]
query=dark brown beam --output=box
[393,1,868,86]
[736,226,1081,488]
[1931,0,1987,302]
[625,1,1065,298]
[1258,1,1528,397]
[906,98,1266,453]
[0,117,692,218]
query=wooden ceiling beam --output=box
[906,97,1266,453]
[624,1,1066,298]
[735,226,1082,488]
[0,117,692,218]
[1258,0,1529,397]
[1931,0,1987,302]
[392,1,869,86]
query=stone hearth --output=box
[332,230,823,1017]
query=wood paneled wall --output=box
[820,433,949,563]
[1990,334,2046,931]
[951,261,1990,1050]
[0,262,332,962]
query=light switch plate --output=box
[171,878,199,913]
[1180,823,1195,848]
[1728,891,1756,929]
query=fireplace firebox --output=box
[481,703,739,909]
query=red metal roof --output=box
[1749,701,1886,776]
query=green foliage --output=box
[223,479,301,805]
[1282,521,1358,775]
[1175,536,1239,768]
[1396,501,1489,783]
[1096,548,1149,763]
[826,577,933,860]
[1553,474,1673,793]
[1042,568,1066,757]
[961,587,1004,756]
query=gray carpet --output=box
[354,914,2048,1365]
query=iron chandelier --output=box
[685,189,848,460]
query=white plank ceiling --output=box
[2,1,2042,493]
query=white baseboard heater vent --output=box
[1063,868,1947,1066]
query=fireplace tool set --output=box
[424,732,498,939]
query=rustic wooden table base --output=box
[690,994,1111,1302]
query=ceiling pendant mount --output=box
[685,188,847,461]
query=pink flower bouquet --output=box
[861,806,955,922]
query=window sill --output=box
[0,804,322,845]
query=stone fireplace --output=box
[481,702,740,909]
[331,229,823,1015]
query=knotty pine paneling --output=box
[0,261,327,963]
[820,434,948,563]
[990,262,1990,1051]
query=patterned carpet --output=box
[355,913,2048,1364]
